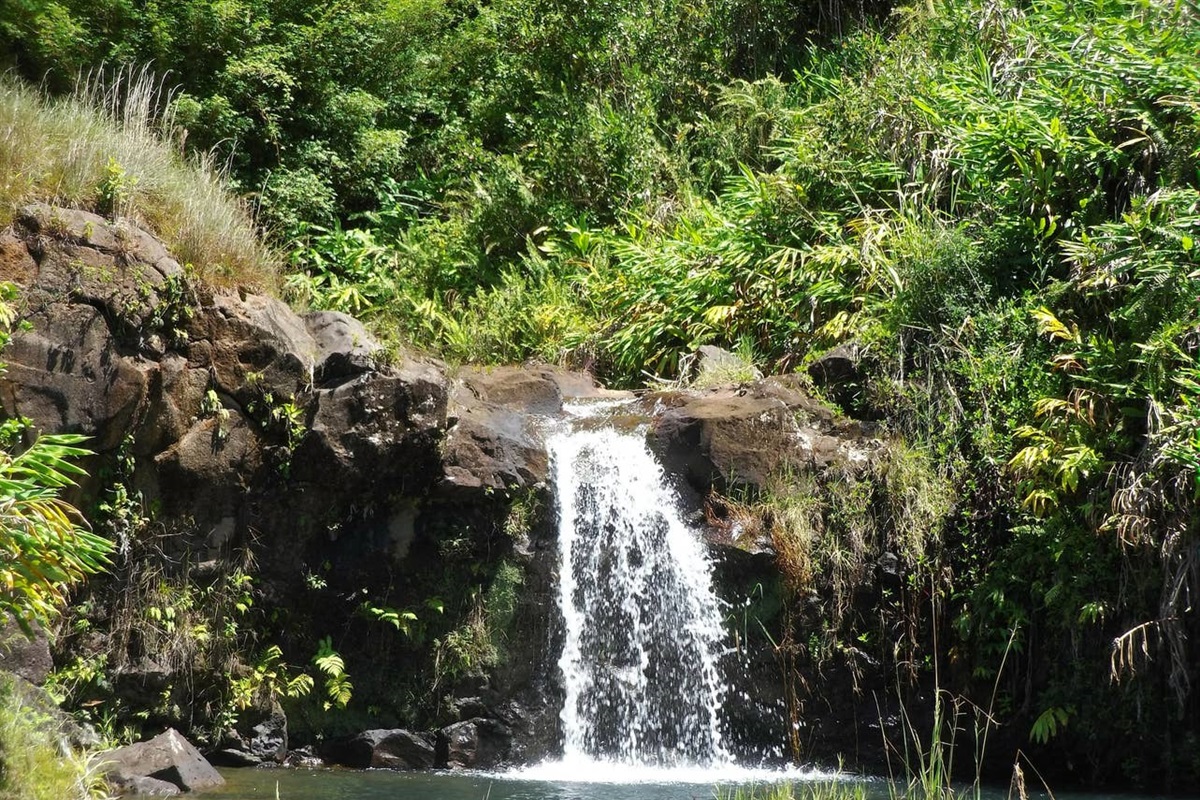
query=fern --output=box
[312,636,352,710]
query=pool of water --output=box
[206,766,861,800]
[200,766,1185,800]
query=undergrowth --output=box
[0,676,108,800]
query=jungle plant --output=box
[312,636,352,711]
[229,645,314,712]
[0,416,109,634]
[433,561,524,685]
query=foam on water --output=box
[507,757,839,785]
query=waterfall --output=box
[547,409,733,768]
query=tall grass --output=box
[718,781,870,800]
[0,70,275,288]
[0,676,109,800]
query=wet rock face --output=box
[440,365,626,497]
[437,718,513,770]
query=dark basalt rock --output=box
[807,343,860,390]
[440,365,627,497]
[643,375,884,496]
[303,309,382,382]
[100,728,224,793]
[209,702,288,766]
[321,728,437,770]
[0,622,53,685]
[437,717,513,770]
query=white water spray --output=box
[547,409,733,769]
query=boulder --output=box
[245,706,288,763]
[441,365,625,495]
[101,728,224,793]
[690,344,762,386]
[186,291,318,408]
[303,310,382,383]
[807,343,863,412]
[807,343,860,390]
[19,203,183,283]
[208,704,287,767]
[18,204,183,335]
[294,358,448,494]
[152,411,262,538]
[437,718,512,770]
[322,728,437,770]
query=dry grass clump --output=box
[0,70,277,289]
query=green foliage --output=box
[230,645,314,712]
[312,636,352,711]
[717,782,868,800]
[96,156,136,217]
[0,417,109,634]
[6,0,1200,783]
[434,561,524,682]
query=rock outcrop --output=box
[0,622,53,685]
[321,728,437,770]
[441,364,626,495]
[644,375,884,495]
[437,717,513,770]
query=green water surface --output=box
[199,767,1183,800]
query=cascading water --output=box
[547,406,733,769]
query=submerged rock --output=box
[114,776,181,797]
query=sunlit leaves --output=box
[313,635,352,711]
[0,420,110,634]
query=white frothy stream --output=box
[507,401,836,785]
[550,423,731,767]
